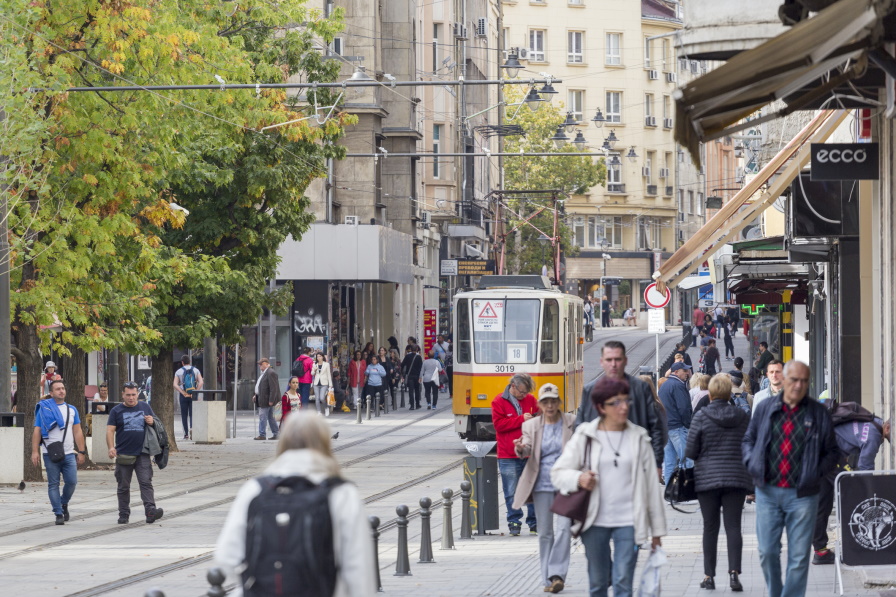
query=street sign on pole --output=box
[644,282,671,309]
[648,308,666,376]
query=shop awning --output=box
[654,109,848,291]
[677,274,712,291]
[674,0,890,165]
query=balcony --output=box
[607,183,626,194]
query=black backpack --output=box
[829,401,883,434]
[291,357,308,379]
[241,476,344,597]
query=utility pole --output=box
[0,181,9,412]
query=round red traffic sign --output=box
[644,282,671,309]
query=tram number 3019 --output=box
[494,365,516,373]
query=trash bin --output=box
[0,413,24,484]
[193,400,227,444]
[462,441,499,535]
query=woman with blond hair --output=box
[215,412,375,597]
[690,373,710,411]
[686,373,751,592]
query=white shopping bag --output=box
[638,546,667,597]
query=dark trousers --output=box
[697,488,747,577]
[115,454,156,517]
[446,366,453,396]
[423,381,438,407]
[299,383,311,406]
[179,395,193,436]
[407,379,422,408]
[724,337,735,358]
[363,384,384,407]
[813,470,837,552]
[601,311,610,327]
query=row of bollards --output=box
[143,481,477,596]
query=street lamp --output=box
[607,154,622,167]
[523,87,545,111]
[625,146,639,163]
[572,130,587,150]
[550,125,569,148]
[591,108,605,128]
[501,51,523,78]
[539,81,558,103]
[606,129,619,150]
[562,111,581,133]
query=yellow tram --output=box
[452,275,585,440]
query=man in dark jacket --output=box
[659,362,694,483]
[576,341,667,475]
[741,361,838,597]
[253,357,281,440]
[673,342,692,368]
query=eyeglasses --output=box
[604,398,631,408]
[123,381,139,389]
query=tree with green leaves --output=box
[500,86,605,276]
[1,0,350,478]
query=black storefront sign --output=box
[456,259,496,276]
[810,143,879,181]
[838,472,896,566]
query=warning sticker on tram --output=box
[473,300,504,331]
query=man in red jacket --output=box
[492,372,539,536]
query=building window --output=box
[645,94,654,119]
[605,32,621,66]
[432,25,440,72]
[687,190,694,214]
[663,95,671,120]
[645,151,655,183]
[569,0,583,4]
[608,216,623,247]
[662,39,670,71]
[529,29,546,62]
[433,124,442,179]
[332,38,343,56]
[644,37,652,69]
[568,31,584,63]
[568,90,585,122]
[606,91,621,123]
[608,161,622,184]
[571,216,604,248]
[697,192,705,216]
[678,190,685,221]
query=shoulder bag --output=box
[550,437,592,533]
[42,405,71,463]
[664,461,698,511]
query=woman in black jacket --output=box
[685,373,752,592]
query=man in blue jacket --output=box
[742,361,838,597]
[658,361,693,483]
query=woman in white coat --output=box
[513,383,577,594]
[312,352,334,416]
[215,412,375,597]
[551,376,667,597]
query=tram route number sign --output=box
[473,299,503,332]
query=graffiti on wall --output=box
[295,307,327,335]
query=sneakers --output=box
[813,549,835,565]
[183,434,189,440]
[529,526,538,535]
[146,508,164,524]
[254,435,266,440]
[270,434,278,440]
[55,514,65,526]
[118,515,129,524]
[62,503,70,522]
[509,524,521,537]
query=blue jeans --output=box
[498,458,536,529]
[756,485,819,597]
[43,453,77,516]
[257,406,279,437]
[179,395,193,436]
[662,426,693,483]
[580,525,639,597]
[299,383,311,406]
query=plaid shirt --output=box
[765,400,809,488]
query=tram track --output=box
[0,406,451,540]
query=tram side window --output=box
[473,299,540,364]
[567,303,575,362]
[577,304,584,361]
[540,299,560,364]
[456,299,471,363]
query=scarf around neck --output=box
[502,384,523,416]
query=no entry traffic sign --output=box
[644,282,671,309]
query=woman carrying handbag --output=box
[551,377,667,597]
[312,353,333,416]
[513,384,576,594]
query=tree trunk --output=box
[14,323,44,482]
[118,350,128,394]
[60,344,93,465]
[151,348,178,452]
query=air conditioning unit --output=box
[659,168,669,178]
[642,167,651,177]
[344,215,359,226]
[663,118,674,128]
[517,47,529,60]
[666,72,677,83]
[453,23,468,40]
[476,18,487,38]
[421,211,432,225]
[647,69,659,80]
[645,116,657,127]
[647,184,658,195]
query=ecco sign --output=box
[811,143,879,181]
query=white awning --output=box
[677,275,713,290]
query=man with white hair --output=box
[742,361,838,597]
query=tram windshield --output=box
[472,299,540,364]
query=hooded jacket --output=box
[685,400,752,492]
[143,418,169,470]
[214,449,375,597]
[551,419,667,543]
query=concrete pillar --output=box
[0,427,24,483]
[193,401,226,444]
[91,414,111,464]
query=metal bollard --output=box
[418,497,436,563]
[369,516,384,592]
[144,590,165,597]
[374,392,380,417]
[394,504,412,576]
[440,488,456,550]
[400,382,406,408]
[366,395,372,420]
[356,395,363,424]
[391,386,397,411]
[206,568,226,597]
[383,389,389,414]
[459,480,473,539]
